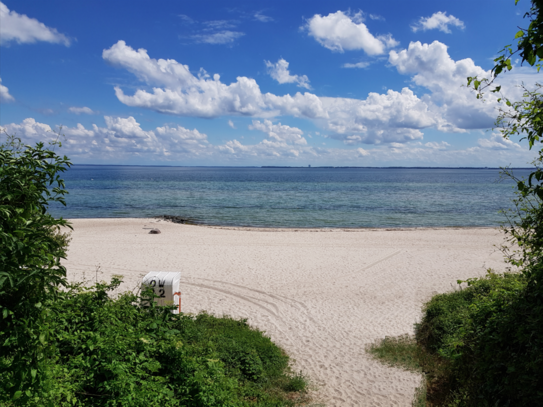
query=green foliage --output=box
[0,135,307,406]
[414,271,543,406]
[1,277,307,406]
[0,133,72,403]
[368,272,541,406]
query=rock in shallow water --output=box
[149,229,161,234]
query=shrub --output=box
[414,270,543,406]
[0,135,308,406]
[0,134,72,403]
[0,277,307,406]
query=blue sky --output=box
[0,0,539,166]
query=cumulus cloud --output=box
[102,40,532,147]
[389,41,495,131]
[319,87,434,144]
[265,58,311,89]
[103,116,155,139]
[342,62,370,69]
[0,77,14,102]
[411,11,465,33]
[303,11,398,54]
[228,119,236,129]
[69,106,94,115]
[0,117,536,167]
[249,120,307,145]
[102,41,327,119]
[100,41,438,145]
[0,2,71,46]
[0,116,210,160]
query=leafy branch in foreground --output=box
[0,131,72,403]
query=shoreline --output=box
[63,218,507,406]
[62,216,502,232]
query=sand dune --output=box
[63,218,508,406]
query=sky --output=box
[0,0,540,167]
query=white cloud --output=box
[103,116,155,139]
[102,40,534,148]
[191,30,244,44]
[0,118,537,167]
[303,11,398,54]
[319,87,434,144]
[100,41,437,146]
[0,116,210,160]
[69,106,95,115]
[249,119,307,145]
[389,41,495,131]
[228,119,236,129]
[477,133,522,150]
[411,12,465,34]
[0,77,14,102]
[254,12,273,22]
[0,2,71,46]
[265,58,311,89]
[342,62,370,69]
[102,41,327,119]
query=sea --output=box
[48,165,532,228]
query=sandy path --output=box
[63,218,508,406]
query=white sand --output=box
[63,218,509,406]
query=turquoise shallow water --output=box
[48,166,531,228]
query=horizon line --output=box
[69,164,535,170]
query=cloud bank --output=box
[0,116,533,167]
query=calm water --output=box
[48,166,530,228]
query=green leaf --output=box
[515,30,524,39]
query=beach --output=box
[63,218,509,406]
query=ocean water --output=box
[48,166,531,228]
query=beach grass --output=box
[366,334,451,406]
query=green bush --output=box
[0,135,308,406]
[0,134,72,403]
[414,271,543,406]
[1,277,308,406]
